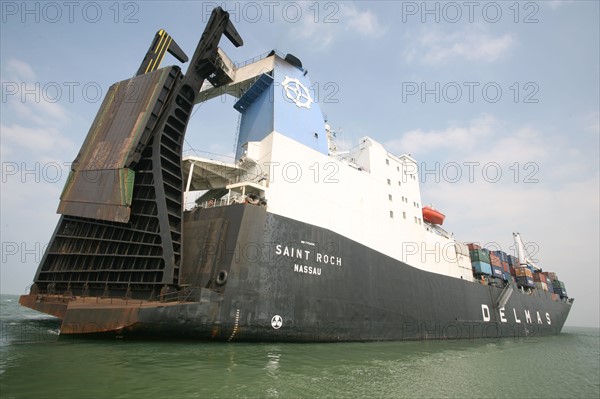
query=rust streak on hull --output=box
[19,294,189,335]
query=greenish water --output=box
[1,294,598,399]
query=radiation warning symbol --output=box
[282,76,313,109]
[271,315,283,329]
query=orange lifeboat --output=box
[422,206,445,225]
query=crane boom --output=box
[513,232,541,271]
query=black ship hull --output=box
[22,204,572,341]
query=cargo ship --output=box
[19,8,573,341]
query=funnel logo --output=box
[282,76,313,109]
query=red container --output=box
[515,267,533,278]
[543,271,558,281]
[510,266,516,276]
[467,243,481,251]
[501,261,509,273]
[533,272,547,283]
[489,254,501,267]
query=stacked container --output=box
[470,248,491,276]
[491,250,509,264]
[488,252,504,279]
[541,271,564,296]
[552,280,568,298]
[533,272,548,291]
[465,244,568,297]
[492,250,510,278]
[515,267,534,287]
[543,271,558,281]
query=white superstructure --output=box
[184,130,474,282]
[184,50,474,282]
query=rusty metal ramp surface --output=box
[58,67,177,223]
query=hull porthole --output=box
[216,270,228,285]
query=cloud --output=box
[546,0,575,10]
[385,114,497,155]
[1,124,75,157]
[7,95,71,127]
[342,4,384,38]
[386,113,596,188]
[404,26,514,65]
[473,126,549,166]
[1,59,71,127]
[292,2,385,50]
[4,58,36,81]
[1,60,77,159]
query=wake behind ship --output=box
[19,8,573,341]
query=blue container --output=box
[472,261,492,275]
[526,277,534,286]
[502,271,510,281]
[546,282,555,293]
[516,276,535,288]
[527,264,535,274]
[491,266,503,279]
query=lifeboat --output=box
[422,206,445,225]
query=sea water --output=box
[1,294,598,399]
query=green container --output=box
[470,249,490,263]
[552,280,565,289]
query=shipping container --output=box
[491,266,503,279]
[502,271,510,281]
[527,264,535,274]
[546,281,555,293]
[501,261,509,273]
[543,271,558,281]
[535,281,548,291]
[466,243,481,251]
[515,267,533,278]
[491,250,508,263]
[472,261,492,275]
[469,249,490,263]
[516,276,535,288]
[489,254,501,267]
[507,255,519,267]
[533,272,547,283]
[526,277,534,286]
[554,287,568,298]
[552,280,566,289]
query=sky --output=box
[1,1,598,328]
